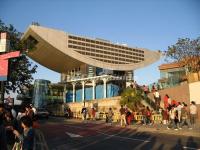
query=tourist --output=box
[3,110,19,149]
[190,101,197,127]
[81,107,87,121]
[153,90,160,111]
[0,112,7,150]
[107,107,114,125]
[167,105,178,130]
[119,105,127,127]
[176,102,183,126]
[179,103,192,129]
[13,116,35,150]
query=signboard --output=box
[0,51,20,81]
[0,33,9,52]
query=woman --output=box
[13,116,34,150]
[3,110,19,149]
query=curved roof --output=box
[22,25,161,73]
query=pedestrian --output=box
[179,103,192,129]
[0,113,7,150]
[81,107,87,121]
[107,108,114,125]
[3,110,19,149]
[13,116,35,150]
[190,101,197,127]
[176,102,183,126]
[153,90,160,111]
[119,105,127,127]
[167,105,178,130]
[91,107,96,120]
[163,94,170,109]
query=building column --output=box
[82,81,85,102]
[103,78,107,98]
[72,82,76,103]
[63,84,67,103]
[92,80,96,100]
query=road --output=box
[39,117,200,150]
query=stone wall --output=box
[66,96,121,113]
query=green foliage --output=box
[120,87,143,111]
[0,19,37,94]
[165,37,200,73]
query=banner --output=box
[0,51,20,81]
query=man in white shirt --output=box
[153,90,160,111]
[190,101,197,126]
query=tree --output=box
[165,37,200,73]
[0,19,37,94]
[120,87,143,111]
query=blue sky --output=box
[1,0,200,85]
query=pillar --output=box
[92,80,96,100]
[82,81,85,102]
[72,82,76,102]
[103,78,107,98]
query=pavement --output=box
[39,117,200,150]
[63,118,200,138]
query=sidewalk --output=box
[65,118,200,138]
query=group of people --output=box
[163,100,198,130]
[0,103,38,150]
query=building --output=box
[158,62,187,89]
[22,25,161,105]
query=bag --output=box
[12,142,22,150]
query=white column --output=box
[103,78,107,98]
[63,84,67,103]
[92,80,96,100]
[72,82,76,102]
[82,81,85,102]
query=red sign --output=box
[0,51,20,81]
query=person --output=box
[190,101,197,127]
[176,102,183,126]
[153,90,160,111]
[91,107,96,120]
[107,108,114,125]
[25,105,34,119]
[119,105,126,127]
[81,107,87,121]
[179,103,192,129]
[163,94,170,109]
[3,110,19,149]
[167,105,178,130]
[144,106,151,125]
[0,113,7,150]
[30,104,37,116]
[13,116,35,150]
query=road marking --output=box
[65,132,83,138]
[183,146,200,150]
[97,131,151,143]
[64,124,150,143]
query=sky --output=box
[1,0,200,85]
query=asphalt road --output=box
[39,117,200,150]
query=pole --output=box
[0,81,4,104]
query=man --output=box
[190,101,197,127]
[179,103,192,129]
[81,107,87,121]
[119,105,127,127]
[153,90,160,111]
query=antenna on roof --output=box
[31,22,40,26]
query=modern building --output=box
[158,62,187,88]
[22,25,161,104]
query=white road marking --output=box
[64,124,150,143]
[183,146,200,150]
[65,132,83,138]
